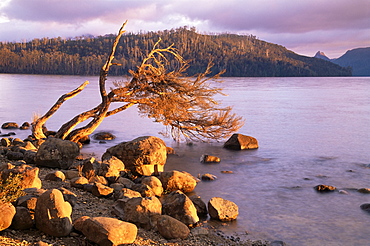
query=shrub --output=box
[0,172,25,204]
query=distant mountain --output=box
[314,51,330,61]
[0,27,351,77]
[331,47,370,76]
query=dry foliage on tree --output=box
[31,21,244,143]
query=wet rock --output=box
[113,196,162,230]
[358,188,370,194]
[35,138,80,169]
[93,131,116,140]
[189,195,208,216]
[0,202,16,231]
[103,136,167,176]
[201,173,217,181]
[157,215,190,239]
[200,154,221,163]
[162,190,199,226]
[159,170,198,193]
[208,197,239,222]
[314,184,336,192]
[223,133,259,150]
[360,203,370,212]
[74,216,137,245]
[20,122,30,130]
[35,189,73,237]
[1,122,19,129]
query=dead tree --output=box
[32,21,244,143]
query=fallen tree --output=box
[31,21,244,143]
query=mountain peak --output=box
[314,51,330,61]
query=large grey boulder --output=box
[0,202,16,231]
[224,133,258,150]
[208,197,239,221]
[159,170,197,193]
[157,215,190,239]
[103,136,167,176]
[161,190,199,226]
[113,196,162,230]
[35,138,80,169]
[74,216,137,245]
[34,189,73,237]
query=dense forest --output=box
[0,27,351,77]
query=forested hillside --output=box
[0,27,351,77]
[331,47,370,76]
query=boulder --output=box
[141,176,163,197]
[34,189,73,237]
[116,177,135,188]
[23,150,37,164]
[10,206,34,230]
[58,187,78,208]
[113,196,162,230]
[103,136,167,176]
[91,183,114,198]
[1,122,19,129]
[223,133,259,150]
[159,170,197,193]
[200,154,221,163]
[358,188,370,194]
[208,197,238,221]
[161,190,199,226]
[44,171,66,182]
[157,215,190,239]
[36,138,80,169]
[1,137,11,147]
[6,151,24,160]
[16,195,38,212]
[113,188,142,201]
[99,156,125,182]
[0,202,16,231]
[70,176,89,189]
[189,195,208,216]
[1,164,42,189]
[360,203,370,212]
[74,216,137,245]
[131,183,156,197]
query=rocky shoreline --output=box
[0,122,271,246]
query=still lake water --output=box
[1,74,370,245]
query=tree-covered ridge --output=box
[0,27,351,77]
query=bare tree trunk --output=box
[31,81,89,139]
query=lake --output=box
[1,74,370,245]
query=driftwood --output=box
[32,21,243,143]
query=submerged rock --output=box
[314,184,336,192]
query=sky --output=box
[0,0,369,59]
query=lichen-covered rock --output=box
[34,189,73,237]
[35,138,80,169]
[224,133,259,150]
[159,170,197,193]
[157,215,190,239]
[74,216,137,245]
[103,136,167,176]
[208,197,238,222]
[1,164,42,189]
